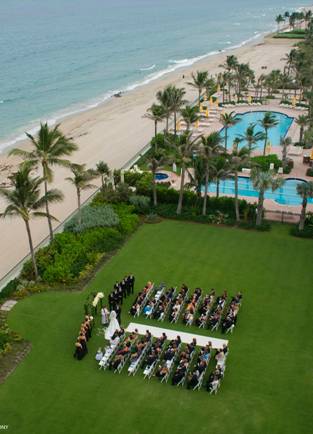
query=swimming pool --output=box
[203,176,311,206]
[220,111,294,150]
[155,172,169,181]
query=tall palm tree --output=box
[144,103,166,137]
[280,136,292,170]
[296,115,308,143]
[251,168,284,226]
[220,111,239,151]
[212,157,231,198]
[180,105,200,131]
[275,14,285,32]
[187,71,209,107]
[230,145,250,222]
[156,87,173,132]
[168,86,186,135]
[259,112,278,156]
[9,123,77,241]
[167,132,200,214]
[66,164,98,224]
[200,132,224,215]
[0,164,60,280]
[297,181,313,230]
[239,123,264,153]
[147,149,168,206]
[96,161,110,189]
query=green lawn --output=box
[1,220,313,434]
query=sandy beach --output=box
[0,35,297,280]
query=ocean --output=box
[0,0,311,150]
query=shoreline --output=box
[0,28,271,154]
[0,30,304,280]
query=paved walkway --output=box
[0,300,17,312]
[126,322,228,349]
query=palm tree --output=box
[0,164,61,280]
[251,168,284,226]
[296,115,308,143]
[167,132,200,214]
[96,161,110,189]
[212,157,231,198]
[275,14,285,32]
[200,132,224,215]
[220,111,239,151]
[147,149,168,206]
[156,87,173,132]
[9,123,77,241]
[280,136,292,170]
[66,164,98,224]
[259,112,278,156]
[144,103,166,137]
[297,181,313,230]
[187,71,209,107]
[230,146,250,222]
[240,123,264,153]
[180,105,200,131]
[168,86,186,135]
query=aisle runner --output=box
[126,322,228,349]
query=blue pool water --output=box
[220,111,294,150]
[155,172,169,181]
[204,176,311,206]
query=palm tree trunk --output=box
[299,197,307,230]
[177,165,186,215]
[152,169,157,207]
[44,180,54,241]
[234,173,240,222]
[256,190,264,226]
[225,127,228,151]
[77,188,82,225]
[263,130,268,156]
[202,165,209,216]
[166,116,169,132]
[101,175,105,189]
[174,111,177,136]
[198,89,201,108]
[24,219,38,280]
[299,126,304,143]
[154,120,158,137]
[216,179,220,198]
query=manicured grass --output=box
[1,221,313,434]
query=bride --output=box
[105,310,120,340]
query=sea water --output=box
[0,0,311,150]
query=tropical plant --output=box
[259,112,278,156]
[296,181,313,230]
[144,103,166,137]
[229,146,250,222]
[200,132,224,215]
[296,115,308,143]
[168,85,186,135]
[220,111,239,151]
[146,149,169,206]
[187,71,209,107]
[66,164,98,224]
[156,87,173,132]
[166,131,200,214]
[251,168,284,226]
[280,136,292,169]
[9,123,76,240]
[96,161,110,189]
[275,14,285,32]
[180,105,200,131]
[0,164,61,279]
[212,156,231,198]
[239,123,264,152]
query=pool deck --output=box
[172,101,313,219]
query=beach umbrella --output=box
[195,119,200,129]
[292,96,297,107]
[248,95,252,104]
[205,108,209,118]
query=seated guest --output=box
[95,347,103,361]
